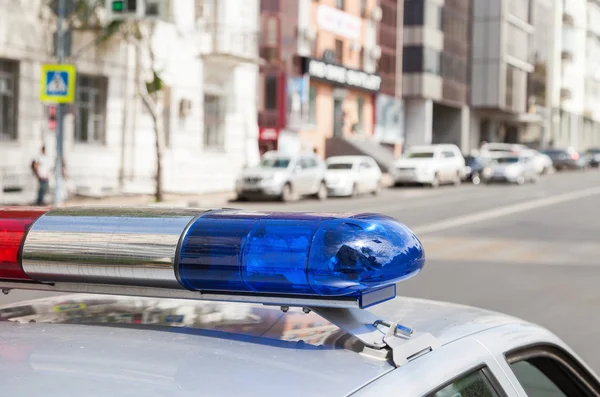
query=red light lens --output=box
[572,152,580,160]
[0,208,47,280]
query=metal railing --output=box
[198,23,259,62]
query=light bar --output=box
[2,208,425,308]
[0,208,46,280]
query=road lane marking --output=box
[413,186,600,235]
[362,189,501,213]
[420,236,600,266]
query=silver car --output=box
[0,293,598,397]
[0,207,599,396]
[482,155,539,185]
[235,151,327,201]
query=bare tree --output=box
[58,1,167,201]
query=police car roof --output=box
[0,294,529,397]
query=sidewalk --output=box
[64,190,237,209]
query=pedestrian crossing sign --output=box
[40,64,76,103]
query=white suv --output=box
[392,144,466,187]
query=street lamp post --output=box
[53,0,66,206]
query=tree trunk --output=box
[153,109,165,202]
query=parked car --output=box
[521,149,554,175]
[392,144,466,187]
[463,155,489,185]
[585,148,600,167]
[235,151,327,202]
[542,148,587,171]
[482,154,539,185]
[480,142,529,155]
[325,156,382,197]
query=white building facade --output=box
[0,0,260,204]
[552,0,600,149]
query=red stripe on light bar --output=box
[0,208,47,280]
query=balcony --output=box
[198,23,261,68]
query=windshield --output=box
[493,157,520,164]
[260,158,291,168]
[405,152,435,159]
[327,163,354,170]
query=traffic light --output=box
[106,0,138,20]
[105,0,168,21]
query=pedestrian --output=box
[32,145,51,206]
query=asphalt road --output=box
[3,169,600,371]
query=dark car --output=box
[541,148,587,171]
[585,148,600,168]
[463,155,488,185]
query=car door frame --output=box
[357,160,373,193]
[304,155,323,194]
[349,337,519,397]
[503,344,600,396]
[289,158,308,195]
[440,149,457,183]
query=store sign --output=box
[304,58,382,93]
[259,128,279,141]
[317,5,361,40]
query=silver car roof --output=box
[0,294,531,397]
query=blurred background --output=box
[2,0,600,371]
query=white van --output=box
[392,144,466,187]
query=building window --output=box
[360,0,367,17]
[0,59,18,141]
[308,85,317,125]
[423,48,441,75]
[194,0,206,20]
[359,47,364,70]
[355,96,364,134]
[264,75,278,110]
[403,46,423,73]
[336,0,344,10]
[506,65,515,109]
[335,39,344,64]
[74,74,107,144]
[404,0,424,26]
[265,17,278,46]
[203,94,225,149]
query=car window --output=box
[306,157,318,168]
[507,346,600,397]
[297,158,308,169]
[510,361,567,396]
[360,161,372,170]
[260,157,291,168]
[492,157,520,164]
[327,163,353,170]
[427,368,501,397]
[442,151,456,158]
[405,151,435,159]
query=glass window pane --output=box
[430,370,498,397]
[265,76,278,110]
[511,361,568,397]
[308,85,316,124]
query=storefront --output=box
[258,128,279,156]
[298,55,382,156]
